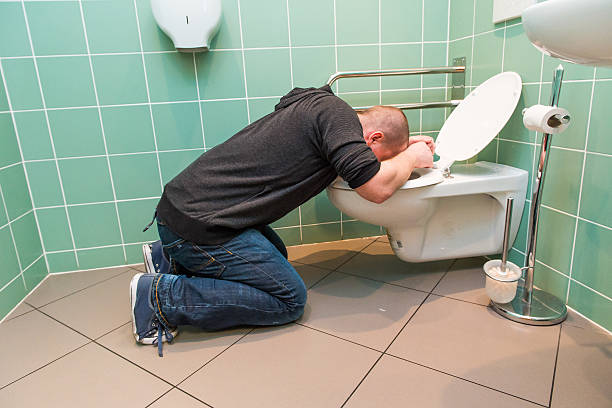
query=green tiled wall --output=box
[0,67,46,321]
[449,0,612,331]
[0,0,450,292]
[1,0,609,331]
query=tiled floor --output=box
[1,237,610,408]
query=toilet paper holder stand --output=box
[490,65,570,326]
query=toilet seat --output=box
[409,72,523,189]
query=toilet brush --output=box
[484,198,521,304]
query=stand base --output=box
[490,286,567,326]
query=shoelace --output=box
[144,318,175,357]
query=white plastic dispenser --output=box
[151,0,222,52]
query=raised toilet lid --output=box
[435,72,522,167]
[397,72,522,189]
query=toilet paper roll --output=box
[522,104,570,134]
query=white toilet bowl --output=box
[327,162,527,262]
[327,72,528,262]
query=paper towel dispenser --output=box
[151,0,222,52]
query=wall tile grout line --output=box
[133,0,167,194]
[19,0,80,269]
[285,0,304,242]
[0,253,43,294]
[0,58,52,284]
[45,242,151,254]
[0,112,46,294]
[510,246,612,303]
[419,0,424,132]
[0,207,33,231]
[0,160,22,172]
[0,41,457,60]
[469,0,476,89]
[2,84,463,114]
[77,0,127,263]
[193,53,207,150]
[0,263,50,326]
[235,0,250,124]
[566,68,598,304]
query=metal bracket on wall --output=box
[451,57,466,101]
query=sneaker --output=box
[142,241,171,274]
[129,273,178,357]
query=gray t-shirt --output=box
[156,85,380,244]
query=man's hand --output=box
[407,141,434,168]
[355,141,434,203]
[408,135,435,154]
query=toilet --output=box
[327,72,528,262]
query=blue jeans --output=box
[152,219,307,331]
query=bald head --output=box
[357,105,410,149]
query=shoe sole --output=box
[130,273,178,345]
[142,244,155,274]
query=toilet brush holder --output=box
[484,260,521,304]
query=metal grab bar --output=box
[353,100,461,111]
[326,66,465,86]
[327,58,467,111]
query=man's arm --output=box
[355,142,433,204]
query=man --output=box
[130,85,435,356]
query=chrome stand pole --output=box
[490,65,568,326]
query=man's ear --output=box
[369,131,384,144]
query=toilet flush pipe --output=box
[523,65,565,305]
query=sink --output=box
[522,0,612,67]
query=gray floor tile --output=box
[4,302,34,321]
[432,257,491,305]
[550,322,612,408]
[0,342,171,408]
[25,266,131,308]
[0,310,89,388]
[345,354,540,408]
[299,272,428,351]
[338,241,452,292]
[288,237,376,270]
[563,308,610,333]
[387,295,559,406]
[149,389,208,408]
[293,263,332,288]
[40,270,137,339]
[97,322,249,385]
[179,324,381,408]
[130,263,146,273]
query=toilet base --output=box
[490,285,567,326]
